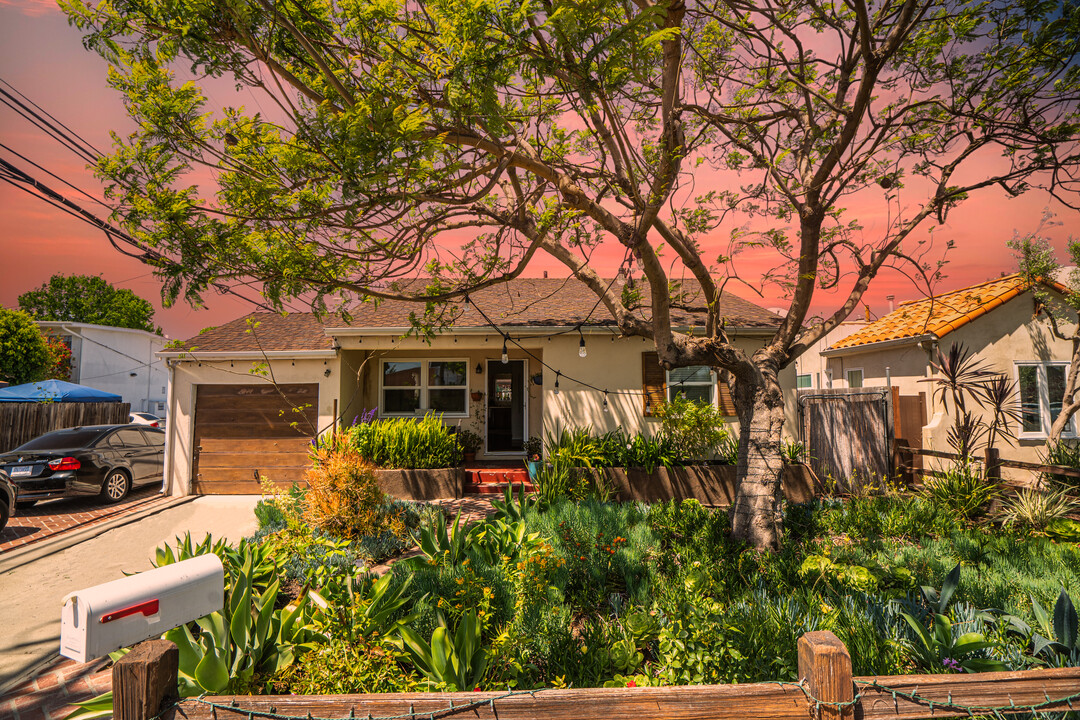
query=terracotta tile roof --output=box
[829,273,1057,351]
[173,313,335,353]
[337,277,781,330]
[174,277,781,353]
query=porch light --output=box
[554,372,560,395]
[475,363,483,374]
[578,333,587,358]
[501,338,509,364]
[602,392,609,412]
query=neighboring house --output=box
[159,277,795,496]
[37,321,168,416]
[793,318,869,390]
[821,273,1076,466]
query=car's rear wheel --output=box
[100,470,131,503]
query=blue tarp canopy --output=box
[0,380,122,403]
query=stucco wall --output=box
[39,322,168,414]
[824,289,1077,469]
[163,357,340,496]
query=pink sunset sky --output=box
[1,0,1077,341]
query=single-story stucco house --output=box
[821,273,1077,468]
[158,277,795,496]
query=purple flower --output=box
[942,658,962,672]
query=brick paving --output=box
[1,486,169,553]
[1,657,111,720]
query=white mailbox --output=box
[60,554,224,663]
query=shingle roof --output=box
[336,277,781,330]
[174,277,781,353]
[829,273,1058,351]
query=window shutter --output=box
[642,351,665,416]
[717,376,738,417]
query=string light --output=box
[602,392,609,412]
[578,331,587,358]
[501,337,509,364]
[554,372,561,395]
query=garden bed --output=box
[603,463,814,505]
[375,468,464,500]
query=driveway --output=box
[1,487,171,553]
[0,495,261,694]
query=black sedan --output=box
[0,425,165,506]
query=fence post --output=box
[985,447,1001,484]
[798,631,854,720]
[113,639,179,720]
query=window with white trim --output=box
[381,360,468,416]
[667,366,715,405]
[796,373,813,389]
[846,369,864,388]
[1017,363,1076,437]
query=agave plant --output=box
[394,609,488,691]
[996,486,1078,530]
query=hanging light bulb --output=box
[501,338,509,364]
[578,334,587,358]
[554,372,560,395]
[602,392,609,413]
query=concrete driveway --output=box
[0,495,261,691]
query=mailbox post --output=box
[60,555,225,720]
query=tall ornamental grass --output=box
[345,412,462,469]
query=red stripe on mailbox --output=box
[100,599,159,623]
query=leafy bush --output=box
[457,428,483,454]
[717,435,740,465]
[997,486,1077,530]
[652,396,730,461]
[345,413,462,469]
[919,461,997,521]
[305,443,396,540]
[1042,440,1080,491]
[255,481,306,532]
[281,637,419,694]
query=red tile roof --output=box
[829,273,1060,351]
[174,277,781,353]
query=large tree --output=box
[63,0,1080,549]
[18,274,160,334]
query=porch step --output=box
[464,481,536,495]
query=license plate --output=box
[10,465,32,477]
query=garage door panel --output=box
[192,383,318,494]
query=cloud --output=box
[0,0,59,17]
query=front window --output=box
[381,359,467,416]
[1017,363,1076,437]
[668,366,715,404]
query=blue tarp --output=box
[0,379,122,403]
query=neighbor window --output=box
[796,373,813,389]
[667,366,715,405]
[1017,363,1076,437]
[846,369,864,388]
[381,360,468,416]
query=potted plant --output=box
[470,390,484,402]
[523,436,543,478]
[457,429,482,462]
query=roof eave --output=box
[325,324,777,336]
[822,333,937,357]
[158,349,337,360]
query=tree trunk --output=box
[730,365,786,552]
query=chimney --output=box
[886,294,895,313]
[543,270,548,278]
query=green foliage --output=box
[18,274,159,334]
[996,487,1077,531]
[491,482,535,523]
[1027,589,1080,667]
[456,428,483,454]
[919,462,997,521]
[152,532,280,593]
[651,397,730,461]
[1043,440,1080,491]
[396,609,489,691]
[0,307,49,385]
[280,637,419,694]
[717,435,740,465]
[345,414,463,469]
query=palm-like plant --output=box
[928,343,997,416]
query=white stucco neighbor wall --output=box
[823,289,1078,467]
[162,355,340,496]
[38,321,168,415]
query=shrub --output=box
[919,461,997,521]
[996,486,1077,530]
[281,638,419,694]
[456,428,482,454]
[304,443,395,539]
[652,396,730,461]
[1042,440,1080,491]
[345,413,462,469]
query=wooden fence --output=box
[896,444,1080,488]
[798,387,893,492]
[112,632,1080,720]
[0,401,130,452]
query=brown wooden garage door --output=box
[192,383,319,494]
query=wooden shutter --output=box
[717,378,738,417]
[642,351,666,416]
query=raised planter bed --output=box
[374,467,464,500]
[601,463,814,505]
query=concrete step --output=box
[465,469,532,485]
[464,481,535,495]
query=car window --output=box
[115,429,149,448]
[16,429,106,451]
[142,430,165,448]
[103,433,127,449]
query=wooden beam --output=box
[798,631,854,720]
[113,639,179,720]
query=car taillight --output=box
[150,422,159,427]
[48,457,81,471]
